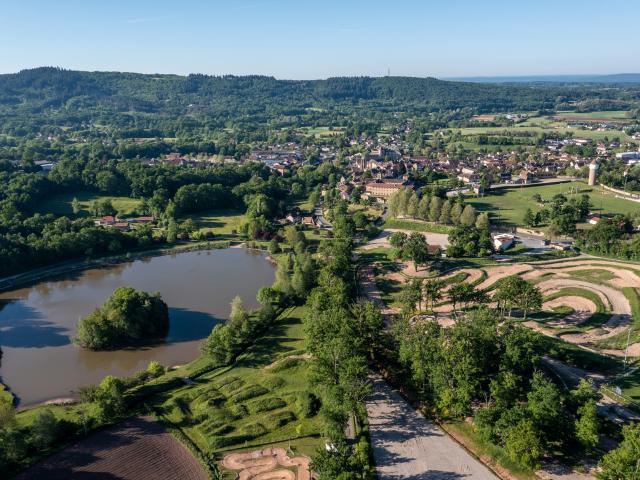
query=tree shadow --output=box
[0,301,70,348]
[400,472,469,480]
[236,317,300,368]
[167,307,222,343]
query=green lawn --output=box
[565,269,616,284]
[445,121,633,143]
[186,209,245,235]
[37,191,142,217]
[151,306,324,459]
[383,218,452,234]
[466,182,640,227]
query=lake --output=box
[0,248,275,406]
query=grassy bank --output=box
[150,306,324,459]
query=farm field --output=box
[151,306,324,464]
[443,109,634,144]
[15,416,208,480]
[37,191,142,217]
[465,181,639,227]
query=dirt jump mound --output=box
[222,448,311,480]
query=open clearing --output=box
[186,208,245,235]
[465,182,639,227]
[37,191,142,217]
[16,416,208,480]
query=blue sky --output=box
[1,0,639,79]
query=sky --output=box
[1,0,639,79]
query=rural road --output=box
[366,375,497,479]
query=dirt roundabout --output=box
[221,448,311,480]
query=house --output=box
[587,214,601,225]
[364,179,410,199]
[458,167,480,184]
[113,222,131,232]
[493,234,515,251]
[130,216,154,224]
[301,216,316,227]
[285,214,301,224]
[94,215,116,226]
[550,242,572,251]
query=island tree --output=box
[75,287,169,349]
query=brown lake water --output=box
[0,249,275,406]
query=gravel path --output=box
[366,376,497,480]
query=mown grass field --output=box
[186,209,245,235]
[465,182,639,227]
[152,306,324,459]
[37,191,142,217]
[383,218,453,234]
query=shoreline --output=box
[0,239,254,407]
[0,239,242,294]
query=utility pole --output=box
[624,326,632,372]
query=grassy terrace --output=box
[150,306,324,459]
[465,182,639,228]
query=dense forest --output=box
[1,67,639,122]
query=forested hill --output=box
[1,67,638,119]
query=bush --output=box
[248,397,287,414]
[230,385,269,403]
[241,422,268,437]
[215,377,245,395]
[228,404,248,419]
[271,357,304,372]
[296,392,320,418]
[265,410,296,429]
[262,376,286,389]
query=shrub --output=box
[271,357,303,372]
[265,410,296,429]
[228,404,248,419]
[248,397,287,414]
[262,376,286,389]
[230,385,269,403]
[209,434,253,449]
[215,377,245,395]
[241,422,268,437]
[296,392,320,418]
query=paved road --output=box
[366,376,497,480]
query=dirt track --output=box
[16,416,207,480]
[366,376,497,479]
[222,448,311,480]
[362,229,449,250]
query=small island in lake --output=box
[75,287,170,350]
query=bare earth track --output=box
[16,416,208,480]
[222,448,311,480]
